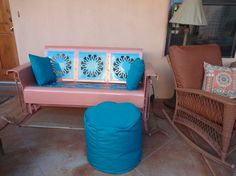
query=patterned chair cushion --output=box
[202,62,236,99]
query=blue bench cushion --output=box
[84,102,142,174]
[37,82,127,90]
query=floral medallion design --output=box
[110,53,140,82]
[202,62,236,99]
[47,49,142,83]
[81,54,104,78]
[78,52,106,81]
[216,72,232,87]
[47,51,74,80]
[113,56,135,79]
[50,54,72,76]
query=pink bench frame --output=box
[8,46,156,133]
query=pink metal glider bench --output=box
[8,46,156,133]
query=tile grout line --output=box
[124,132,178,176]
[141,134,178,162]
[134,168,145,176]
[134,135,178,176]
[201,154,216,176]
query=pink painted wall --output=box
[9,0,235,98]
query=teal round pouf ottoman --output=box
[84,102,142,174]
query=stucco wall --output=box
[8,0,235,98]
[9,0,174,98]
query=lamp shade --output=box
[169,0,207,26]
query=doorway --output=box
[0,0,19,81]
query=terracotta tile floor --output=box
[0,96,235,176]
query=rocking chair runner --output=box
[163,44,236,167]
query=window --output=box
[165,0,236,57]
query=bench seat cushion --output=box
[23,86,145,108]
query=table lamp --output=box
[169,0,207,45]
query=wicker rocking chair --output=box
[163,44,236,167]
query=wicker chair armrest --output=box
[176,88,236,106]
[229,61,236,68]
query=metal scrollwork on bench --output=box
[51,54,72,77]
[78,52,106,81]
[47,51,75,80]
[81,54,104,78]
[113,56,135,79]
[110,53,140,82]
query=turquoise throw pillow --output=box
[126,58,145,90]
[29,54,56,86]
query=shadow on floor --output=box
[0,97,234,176]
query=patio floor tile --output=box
[136,137,213,176]
[0,97,235,176]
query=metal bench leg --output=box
[0,138,4,155]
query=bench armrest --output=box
[7,63,36,88]
[145,63,156,78]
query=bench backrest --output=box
[45,46,143,83]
